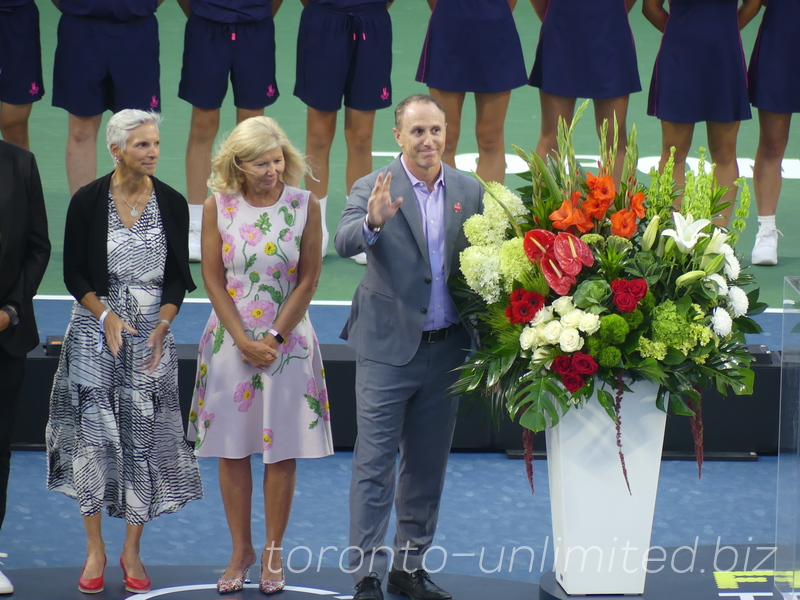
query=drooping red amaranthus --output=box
[523,428,535,494]
[688,393,704,479]
[616,375,632,495]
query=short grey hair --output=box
[106,109,162,158]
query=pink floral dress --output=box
[188,186,333,463]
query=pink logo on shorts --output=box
[380,87,389,101]
[29,82,39,96]
[150,95,159,109]
[267,85,276,98]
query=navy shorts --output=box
[294,2,392,113]
[0,2,44,105]
[179,13,278,110]
[52,14,160,116]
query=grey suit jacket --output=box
[334,156,482,367]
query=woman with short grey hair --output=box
[46,108,202,595]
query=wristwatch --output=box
[365,215,382,233]
[268,328,285,344]
[1,305,20,327]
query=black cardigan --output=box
[63,172,196,308]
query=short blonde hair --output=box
[208,116,308,194]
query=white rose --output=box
[540,320,564,345]
[560,309,584,329]
[559,327,584,353]
[532,347,553,369]
[519,326,539,351]
[529,305,554,326]
[578,312,601,335]
[552,296,575,316]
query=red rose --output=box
[613,292,638,313]
[627,279,648,302]
[561,373,585,393]
[611,279,630,295]
[552,355,573,375]
[571,352,599,376]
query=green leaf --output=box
[596,389,617,422]
[255,212,272,233]
[212,323,226,354]
[252,374,264,391]
[279,206,295,226]
[245,253,257,272]
[662,347,687,366]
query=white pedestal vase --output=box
[544,379,667,595]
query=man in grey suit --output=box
[0,140,50,594]
[335,94,482,600]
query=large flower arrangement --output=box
[454,105,765,482]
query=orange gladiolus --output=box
[610,208,637,238]
[586,173,616,204]
[582,195,611,221]
[549,199,593,233]
[630,192,646,219]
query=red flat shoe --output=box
[78,555,106,594]
[120,555,151,594]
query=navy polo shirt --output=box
[190,0,271,23]
[58,0,158,21]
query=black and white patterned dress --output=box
[46,193,203,525]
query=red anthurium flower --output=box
[523,229,555,263]
[554,232,594,267]
[541,252,576,295]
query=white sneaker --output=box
[0,553,13,594]
[350,252,367,265]
[322,229,329,258]
[751,228,782,266]
[188,221,202,263]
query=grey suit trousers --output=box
[348,326,470,581]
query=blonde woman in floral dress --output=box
[189,116,333,595]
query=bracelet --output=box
[268,328,285,344]
[159,319,171,328]
[99,309,110,327]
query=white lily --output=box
[704,228,729,255]
[661,213,711,253]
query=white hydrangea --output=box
[463,215,496,247]
[552,296,575,316]
[560,309,584,329]
[483,182,528,223]
[711,306,733,338]
[578,312,601,335]
[727,286,749,318]
[459,246,502,304]
[520,326,539,351]
[559,327,584,352]
[540,320,564,345]
[705,273,728,296]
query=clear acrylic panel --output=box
[776,277,800,594]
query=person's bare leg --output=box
[659,120,695,206]
[262,459,296,579]
[80,513,105,580]
[474,90,512,183]
[121,523,147,580]
[0,102,33,150]
[752,109,791,217]
[185,107,221,207]
[219,457,257,580]
[593,95,630,186]
[429,88,466,170]
[66,113,103,195]
[343,107,376,193]
[304,107,337,199]
[535,90,576,163]
[706,120,742,225]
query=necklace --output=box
[113,177,150,217]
